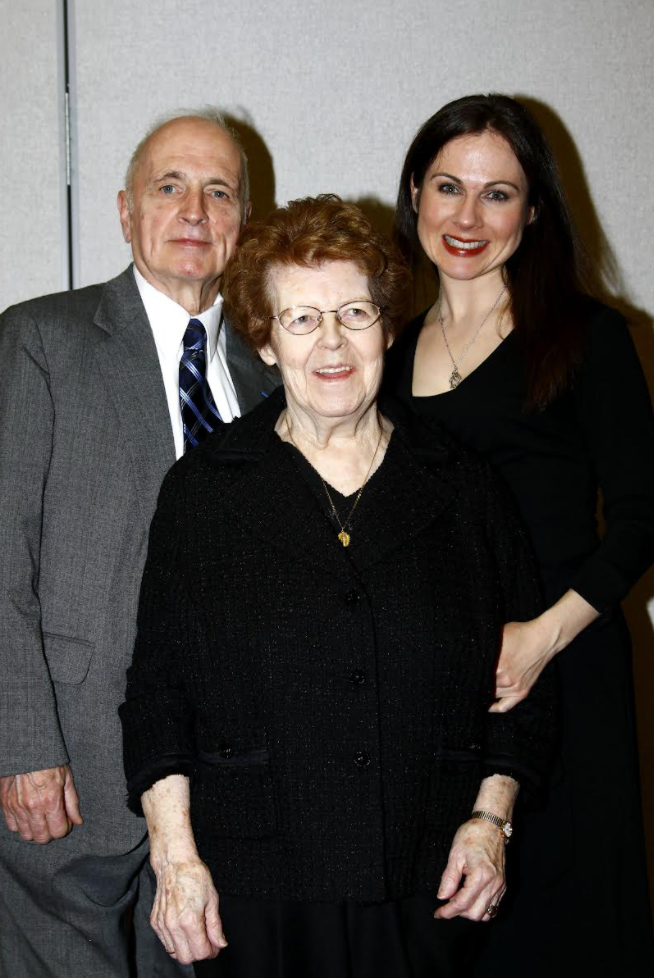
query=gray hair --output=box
[124,107,250,220]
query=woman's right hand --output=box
[151,856,227,964]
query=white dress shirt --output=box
[133,266,241,459]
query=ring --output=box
[486,904,499,918]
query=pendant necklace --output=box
[285,415,383,548]
[438,285,507,390]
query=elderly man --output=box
[0,110,278,977]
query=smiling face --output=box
[260,261,389,427]
[412,130,533,284]
[117,117,246,310]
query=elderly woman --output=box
[385,95,654,976]
[120,194,553,978]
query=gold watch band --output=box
[471,809,513,843]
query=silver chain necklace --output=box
[438,285,507,390]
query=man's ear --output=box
[117,190,132,243]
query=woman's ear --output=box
[258,342,278,367]
[410,176,420,214]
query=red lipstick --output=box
[442,235,489,258]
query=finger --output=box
[29,812,58,844]
[205,895,228,950]
[169,917,206,966]
[469,883,505,923]
[64,777,84,826]
[489,693,525,713]
[436,858,463,900]
[437,864,496,919]
[2,805,19,833]
[151,909,176,960]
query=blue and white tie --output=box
[179,318,221,451]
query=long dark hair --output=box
[395,94,601,409]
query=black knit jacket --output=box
[120,388,554,903]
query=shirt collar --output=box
[132,265,223,360]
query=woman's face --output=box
[411,130,533,283]
[260,260,389,426]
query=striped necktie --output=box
[179,318,221,451]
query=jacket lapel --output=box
[224,319,281,414]
[92,267,176,523]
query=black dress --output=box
[384,302,654,976]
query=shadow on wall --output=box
[224,113,276,222]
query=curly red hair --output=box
[222,194,411,351]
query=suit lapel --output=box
[224,318,281,415]
[93,268,176,523]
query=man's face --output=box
[118,117,247,308]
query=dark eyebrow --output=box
[430,171,521,192]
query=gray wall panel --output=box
[0,0,65,307]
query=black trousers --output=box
[194,892,484,978]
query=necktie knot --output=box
[183,318,207,355]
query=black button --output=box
[354,750,370,767]
[344,590,360,605]
[350,669,366,685]
[218,747,235,759]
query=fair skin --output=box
[410,130,599,708]
[117,116,249,315]
[144,260,518,961]
[0,117,250,844]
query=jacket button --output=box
[354,750,370,767]
[218,747,235,759]
[350,669,366,685]
[343,590,360,605]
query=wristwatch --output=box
[471,810,513,843]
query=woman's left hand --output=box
[490,590,599,713]
[489,618,555,713]
[435,819,506,921]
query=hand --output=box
[489,618,554,713]
[435,819,506,921]
[151,858,227,965]
[0,765,83,843]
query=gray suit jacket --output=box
[0,266,279,856]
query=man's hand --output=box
[0,765,83,843]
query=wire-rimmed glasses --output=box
[270,299,383,335]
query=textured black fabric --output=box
[384,301,654,974]
[120,389,554,903]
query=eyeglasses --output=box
[270,299,383,335]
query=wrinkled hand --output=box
[435,819,506,921]
[0,765,83,843]
[489,618,554,713]
[151,858,227,965]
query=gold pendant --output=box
[338,530,351,547]
[449,368,462,389]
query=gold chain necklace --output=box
[438,285,507,390]
[285,415,383,547]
